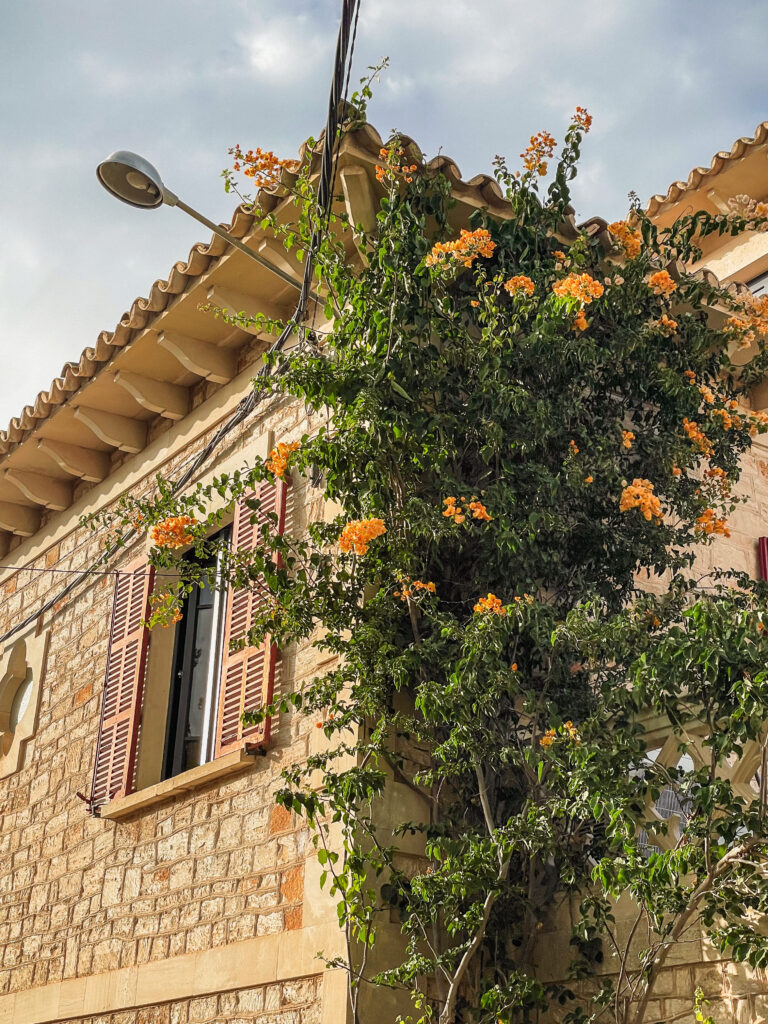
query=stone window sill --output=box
[100,748,258,820]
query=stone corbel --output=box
[37,439,110,483]
[114,370,190,421]
[0,502,40,537]
[4,469,72,511]
[73,407,147,454]
[158,330,237,384]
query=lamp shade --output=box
[96,151,166,209]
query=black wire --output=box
[0,0,361,646]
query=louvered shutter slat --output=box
[215,479,286,756]
[91,559,154,808]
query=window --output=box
[748,269,768,297]
[90,480,288,810]
[163,529,229,779]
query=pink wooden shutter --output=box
[91,558,154,808]
[759,538,768,580]
[215,479,287,755]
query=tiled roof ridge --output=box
[646,119,768,217]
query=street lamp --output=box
[97,150,308,296]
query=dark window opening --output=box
[162,527,229,779]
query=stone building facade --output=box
[0,122,767,1024]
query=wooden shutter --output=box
[91,558,154,808]
[759,538,768,580]
[215,479,287,755]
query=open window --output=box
[162,529,229,779]
[90,480,287,811]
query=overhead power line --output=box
[0,0,362,645]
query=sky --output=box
[1,0,767,426]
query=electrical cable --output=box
[0,0,361,645]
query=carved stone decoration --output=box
[0,629,49,779]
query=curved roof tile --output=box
[647,120,768,217]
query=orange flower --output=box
[585,475,594,484]
[468,499,492,521]
[473,593,506,616]
[150,515,197,549]
[265,441,300,478]
[503,275,535,297]
[647,270,677,296]
[426,228,496,270]
[553,250,566,261]
[539,729,556,748]
[339,518,387,556]
[608,220,642,259]
[573,106,593,133]
[726,293,768,349]
[622,430,635,450]
[521,130,556,176]
[695,509,730,537]
[704,466,731,497]
[652,313,678,336]
[510,663,518,672]
[569,440,580,455]
[683,370,696,381]
[619,479,662,522]
[682,418,713,458]
[228,145,300,189]
[552,272,604,305]
[573,309,588,332]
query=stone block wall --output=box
[0,394,348,1022]
[57,975,323,1024]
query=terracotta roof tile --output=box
[647,120,768,217]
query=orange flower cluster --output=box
[473,593,506,616]
[150,515,197,549]
[704,466,731,497]
[682,418,713,457]
[266,441,300,478]
[426,228,496,270]
[647,270,677,296]
[608,220,642,259]
[573,310,588,332]
[573,106,593,133]
[395,579,437,601]
[584,475,594,484]
[655,314,678,336]
[375,146,418,184]
[228,146,300,189]
[521,130,556,176]
[339,518,387,556]
[151,591,184,628]
[726,293,768,349]
[503,275,535,297]
[683,370,697,381]
[619,479,662,522]
[552,272,604,305]
[695,508,731,537]
[443,496,492,523]
[540,720,580,749]
[622,430,635,450]
[698,384,716,406]
[569,440,580,455]
[711,407,742,431]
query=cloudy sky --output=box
[1,0,767,425]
